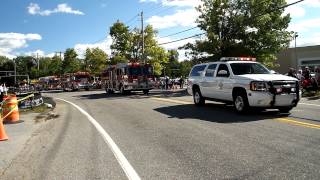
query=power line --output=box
[157,0,305,46]
[252,0,305,19]
[159,27,199,38]
[158,33,205,45]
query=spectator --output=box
[0,84,3,102]
[179,77,184,89]
[297,69,303,81]
[303,67,311,80]
[3,83,8,95]
[165,76,169,90]
[315,67,320,85]
[287,68,297,79]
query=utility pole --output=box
[37,53,39,71]
[294,32,299,70]
[13,59,16,85]
[55,51,63,60]
[141,11,145,64]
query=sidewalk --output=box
[0,108,57,175]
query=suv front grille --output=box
[268,80,298,94]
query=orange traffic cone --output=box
[0,116,9,141]
[2,94,20,124]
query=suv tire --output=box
[193,88,205,106]
[233,92,249,113]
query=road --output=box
[2,90,320,179]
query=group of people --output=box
[158,77,185,90]
[287,67,320,89]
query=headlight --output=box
[250,81,268,91]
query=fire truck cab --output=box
[61,71,92,91]
[102,63,155,94]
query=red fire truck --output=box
[38,76,62,90]
[61,71,92,91]
[101,63,155,94]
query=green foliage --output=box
[84,48,108,75]
[184,0,292,67]
[62,48,81,73]
[110,21,131,59]
[48,55,63,75]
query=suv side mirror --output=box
[270,70,277,74]
[217,70,229,77]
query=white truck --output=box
[187,57,300,113]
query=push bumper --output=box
[248,92,299,107]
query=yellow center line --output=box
[150,97,320,130]
[275,118,320,129]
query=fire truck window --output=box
[129,67,142,75]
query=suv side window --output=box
[216,64,230,77]
[205,64,217,77]
[190,65,207,76]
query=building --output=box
[275,45,320,74]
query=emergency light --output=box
[220,57,256,62]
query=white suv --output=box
[187,57,300,113]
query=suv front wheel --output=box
[193,88,205,106]
[233,93,249,113]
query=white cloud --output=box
[288,18,320,32]
[0,33,42,58]
[161,0,201,7]
[140,0,201,7]
[147,9,199,29]
[284,5,305,18]
[27,3,84,16]
[74,36,113,58]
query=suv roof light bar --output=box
[220,57,256,62]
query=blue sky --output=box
[0,0,319,59]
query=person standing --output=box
[3,83,7,95]
[0,84,4,103]
[165,76,169,90]
[179,77,184,89]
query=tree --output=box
[62,48,81,73]
[184,0,292,67]
[110,21,131,62]
[48,55,63,75]
[14,56,36,75]
[164,50,180,77]
[84,48,108,75]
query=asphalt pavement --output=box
[1,89,320,179]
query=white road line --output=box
[56,98,141,180]
[299,103,320,107]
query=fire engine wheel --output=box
[106,89,114,94]
[143,90,149,95]
[120,86,126,95]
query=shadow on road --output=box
[72,89,189,100]
[154,103,288,123]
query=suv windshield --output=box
[230,63,270,75]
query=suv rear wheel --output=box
[193,88,205,106]
[233,92,249,113]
